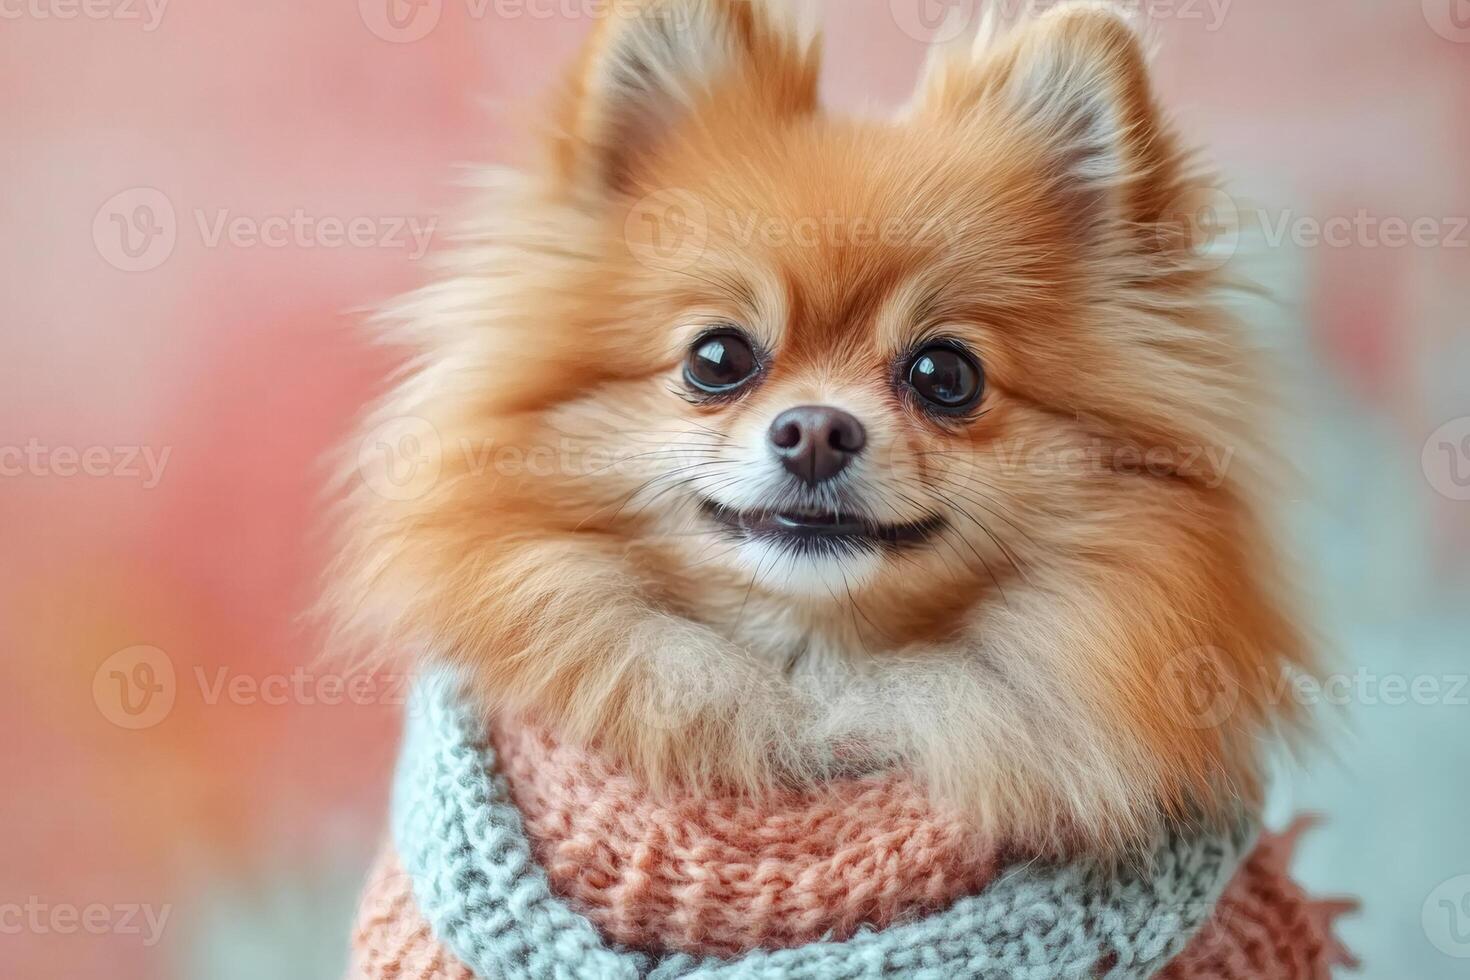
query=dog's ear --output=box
[912,3,1184,233]
[551,0,820,195]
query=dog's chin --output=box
[697,498,945,598]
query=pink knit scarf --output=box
[488,720,999,954]
[350,722,1358,978]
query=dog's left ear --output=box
[551,0,821,196]
[912,3,1184,234]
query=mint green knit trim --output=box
[391,671,1255,980]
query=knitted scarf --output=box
[350,672,1356,979]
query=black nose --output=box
[768,405,867,485]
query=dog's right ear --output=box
[550,0,820,196]
[910,3,1183,237]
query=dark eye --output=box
[685,330,760,395]
[906,343,985,413]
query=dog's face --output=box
[569,138,1043,621]
[541,2,1204,615]
[335,1,1308,851]
[603,126,1039,608]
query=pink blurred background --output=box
[3,2,1467,977]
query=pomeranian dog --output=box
[331,0,1308,854]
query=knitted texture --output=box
[488,719,1000,955]
[1158,817,1358,979]
[350,847,475,980]
[388,671,1262,979]
[352,825,1357,980]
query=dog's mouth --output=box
[698,498,945,548]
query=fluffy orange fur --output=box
[328,0,1309,854]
